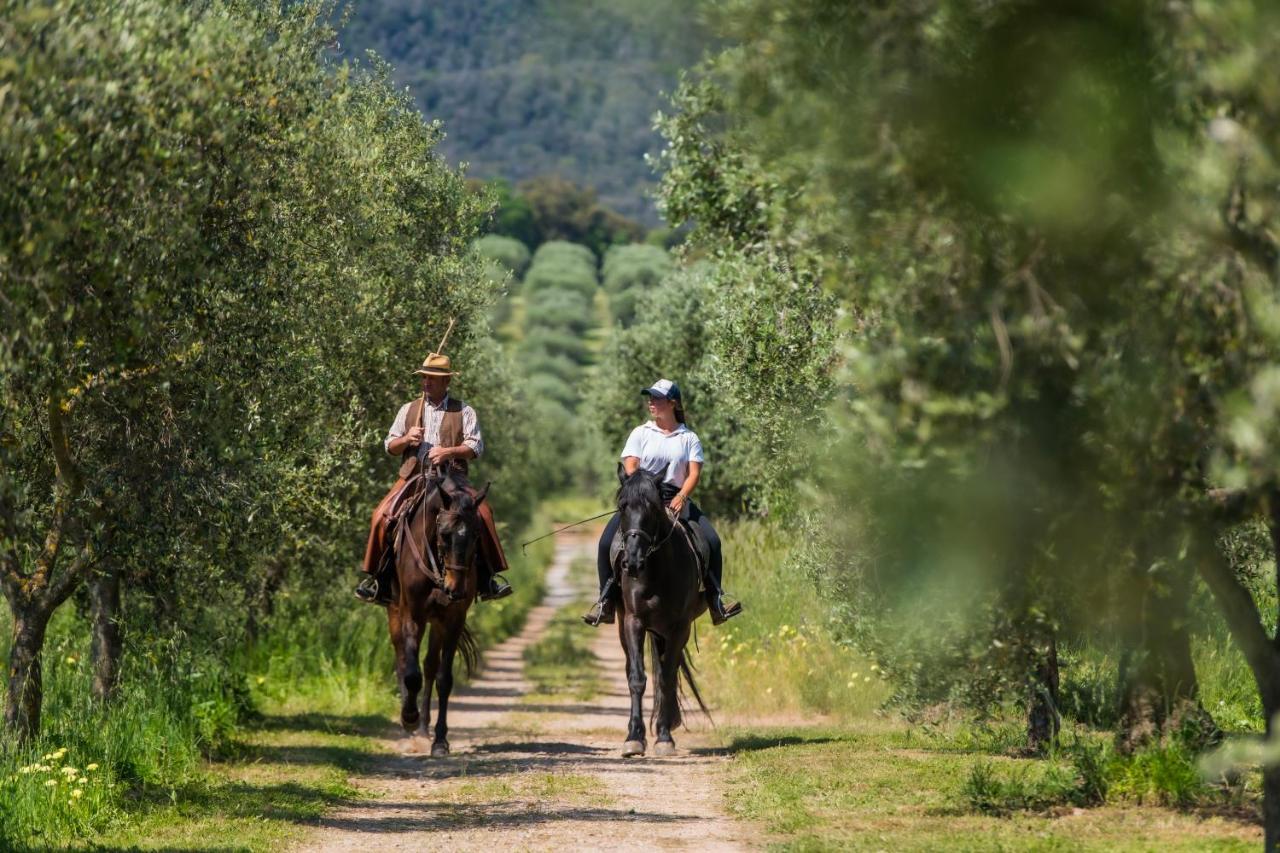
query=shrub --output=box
[525,289,595,335]
[602,243,673,293]
[474,234,532,276]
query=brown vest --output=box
[398,397,467,479]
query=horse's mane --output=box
[433,464,478,529]
[617,469,660,509]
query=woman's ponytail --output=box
[674,401,687,425]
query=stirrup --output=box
[354,576,390,607]
[708,595,742,626]
[479,573,513,602]
[582,597,615,627]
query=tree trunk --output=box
[4,604,51,740]
[1027,632,1060,753]
[244,556,289,643]
[89,567,123,703]
[1118,559,1218,752]
[1197,505,1280,851]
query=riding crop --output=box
[519,509,617,554]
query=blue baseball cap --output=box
[641,378,681,402]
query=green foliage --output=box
[473,234,532,277]
[694,521,889,717]
[964,735,1232,815]
[589,266,755,515]
[517,176,646,256]
[525,289,595,336]
[341,2,708,224]
[657,0,1280,744]
[483,178,538,248]
[0,611,248,847]
[522,240,599,299]
[601,244,673,326]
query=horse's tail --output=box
[647,634,711,734]
[679,651,710,719]
[457,622,480,678]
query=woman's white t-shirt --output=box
[620,422,704,488]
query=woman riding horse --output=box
[583,378,742,627]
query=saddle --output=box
[610,508,710,590]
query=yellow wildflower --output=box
[43,779,57,787]
[86,763,99,772]
[256,676,266,685]
[71,788,84,799]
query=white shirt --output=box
[620,421,703,488]
[384,394,483,458]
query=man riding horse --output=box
[356,350,511,606]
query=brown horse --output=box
[613,468,709,757]
[387,464,485,756]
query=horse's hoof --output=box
[622,739,646,758]
[654,740,676,757]
[431,741,450,757]
[400,713,420,733]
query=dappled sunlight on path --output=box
[299,531,751,852]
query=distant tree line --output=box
[339,0,709,224]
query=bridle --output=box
[394,468,480,600]
[434,508,479,599]
[623,506,678,569]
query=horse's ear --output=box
[475,482,490,505]
[650,471,665,489]
[617,462,627,486]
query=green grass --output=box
[0,500,566,849]
[523,595,602,702]
[694,521,890,718]
[718,723,1261,851]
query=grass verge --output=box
[694,520,890,719]
[0,500,565,850]
[719,722,1260,851]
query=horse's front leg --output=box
[389,602,413,729]
[399,597,428,732]
[620,612,647,757]
[653,627,689,757]
[419,618,443,742]
[432,617,459,757]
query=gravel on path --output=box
[301,531,750,852]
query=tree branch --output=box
[1221,168,1280,276]
[1195,529,1280,709]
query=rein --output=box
[519,509,618,554]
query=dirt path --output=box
[301,532,749,852]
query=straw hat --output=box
[414,352,455,377]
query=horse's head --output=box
[435,473,489,601]
[616,466,666,577]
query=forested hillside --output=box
[340,0,707,223]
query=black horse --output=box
[612,468,709,757]
[388,465,484,756]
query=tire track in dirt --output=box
[301,530,749,852]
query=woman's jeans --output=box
[596,502,724,596]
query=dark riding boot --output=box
[704,581,742,626]
[354,574,395,607]
[479,572,513,602]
